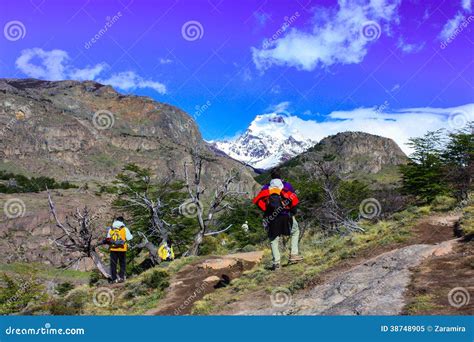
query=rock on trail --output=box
[237,239,458,315]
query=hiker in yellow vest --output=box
[158,238,175,261]
[106,216,133,283]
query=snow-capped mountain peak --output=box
[211,113,316,170]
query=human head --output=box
[115,216,125,223]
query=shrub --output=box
[49,287,88,315]
[55,282,74,296]
[89,269,102,286]
[0,273,46,314]
[431,195,457,211]
[142,269,169,290]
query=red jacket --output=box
[252,188,299,212]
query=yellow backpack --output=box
[109,227,127,252]
[158,244,174,261]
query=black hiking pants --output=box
[110,251,126,281]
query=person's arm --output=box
[106,228,111,238]
[283,181,295,192]
[125,227,133,240]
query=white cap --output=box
[269,178,283,190]
[112,220,125,228]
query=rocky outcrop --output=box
[274,131,408,183]
[0,78,257,191]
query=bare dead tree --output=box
[47,191,111,278]
[312,158,364,233]
[116,172,176,265]
[183,147,246,256]
[134,231,159,265]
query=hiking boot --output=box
[289,254,303,263]
[270,263,281,271]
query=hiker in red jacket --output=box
[253,170,303,270]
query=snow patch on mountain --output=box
[210,113,316,169]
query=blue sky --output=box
[1,0,473,142]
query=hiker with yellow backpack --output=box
[158,238,175,262]
[103,216,133,283]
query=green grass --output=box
[192,208,424,314]
[459,202,474,236]
[405,294,441,314]
[0,262,90,282]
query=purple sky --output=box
[1,0,473,141]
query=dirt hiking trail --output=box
[146,213,470,315]
[146,251,264,315]
[226,213,467,315]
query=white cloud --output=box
[438,13,465,41]
[397,37,425,54]
[69,63,108,81]
[268,101,291,113]
[15,48,167,94]
[252,0,401,71]
[98,71,167,94]
[462,0,472,12]
[15,48,69,80]
[257,103,473,156]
